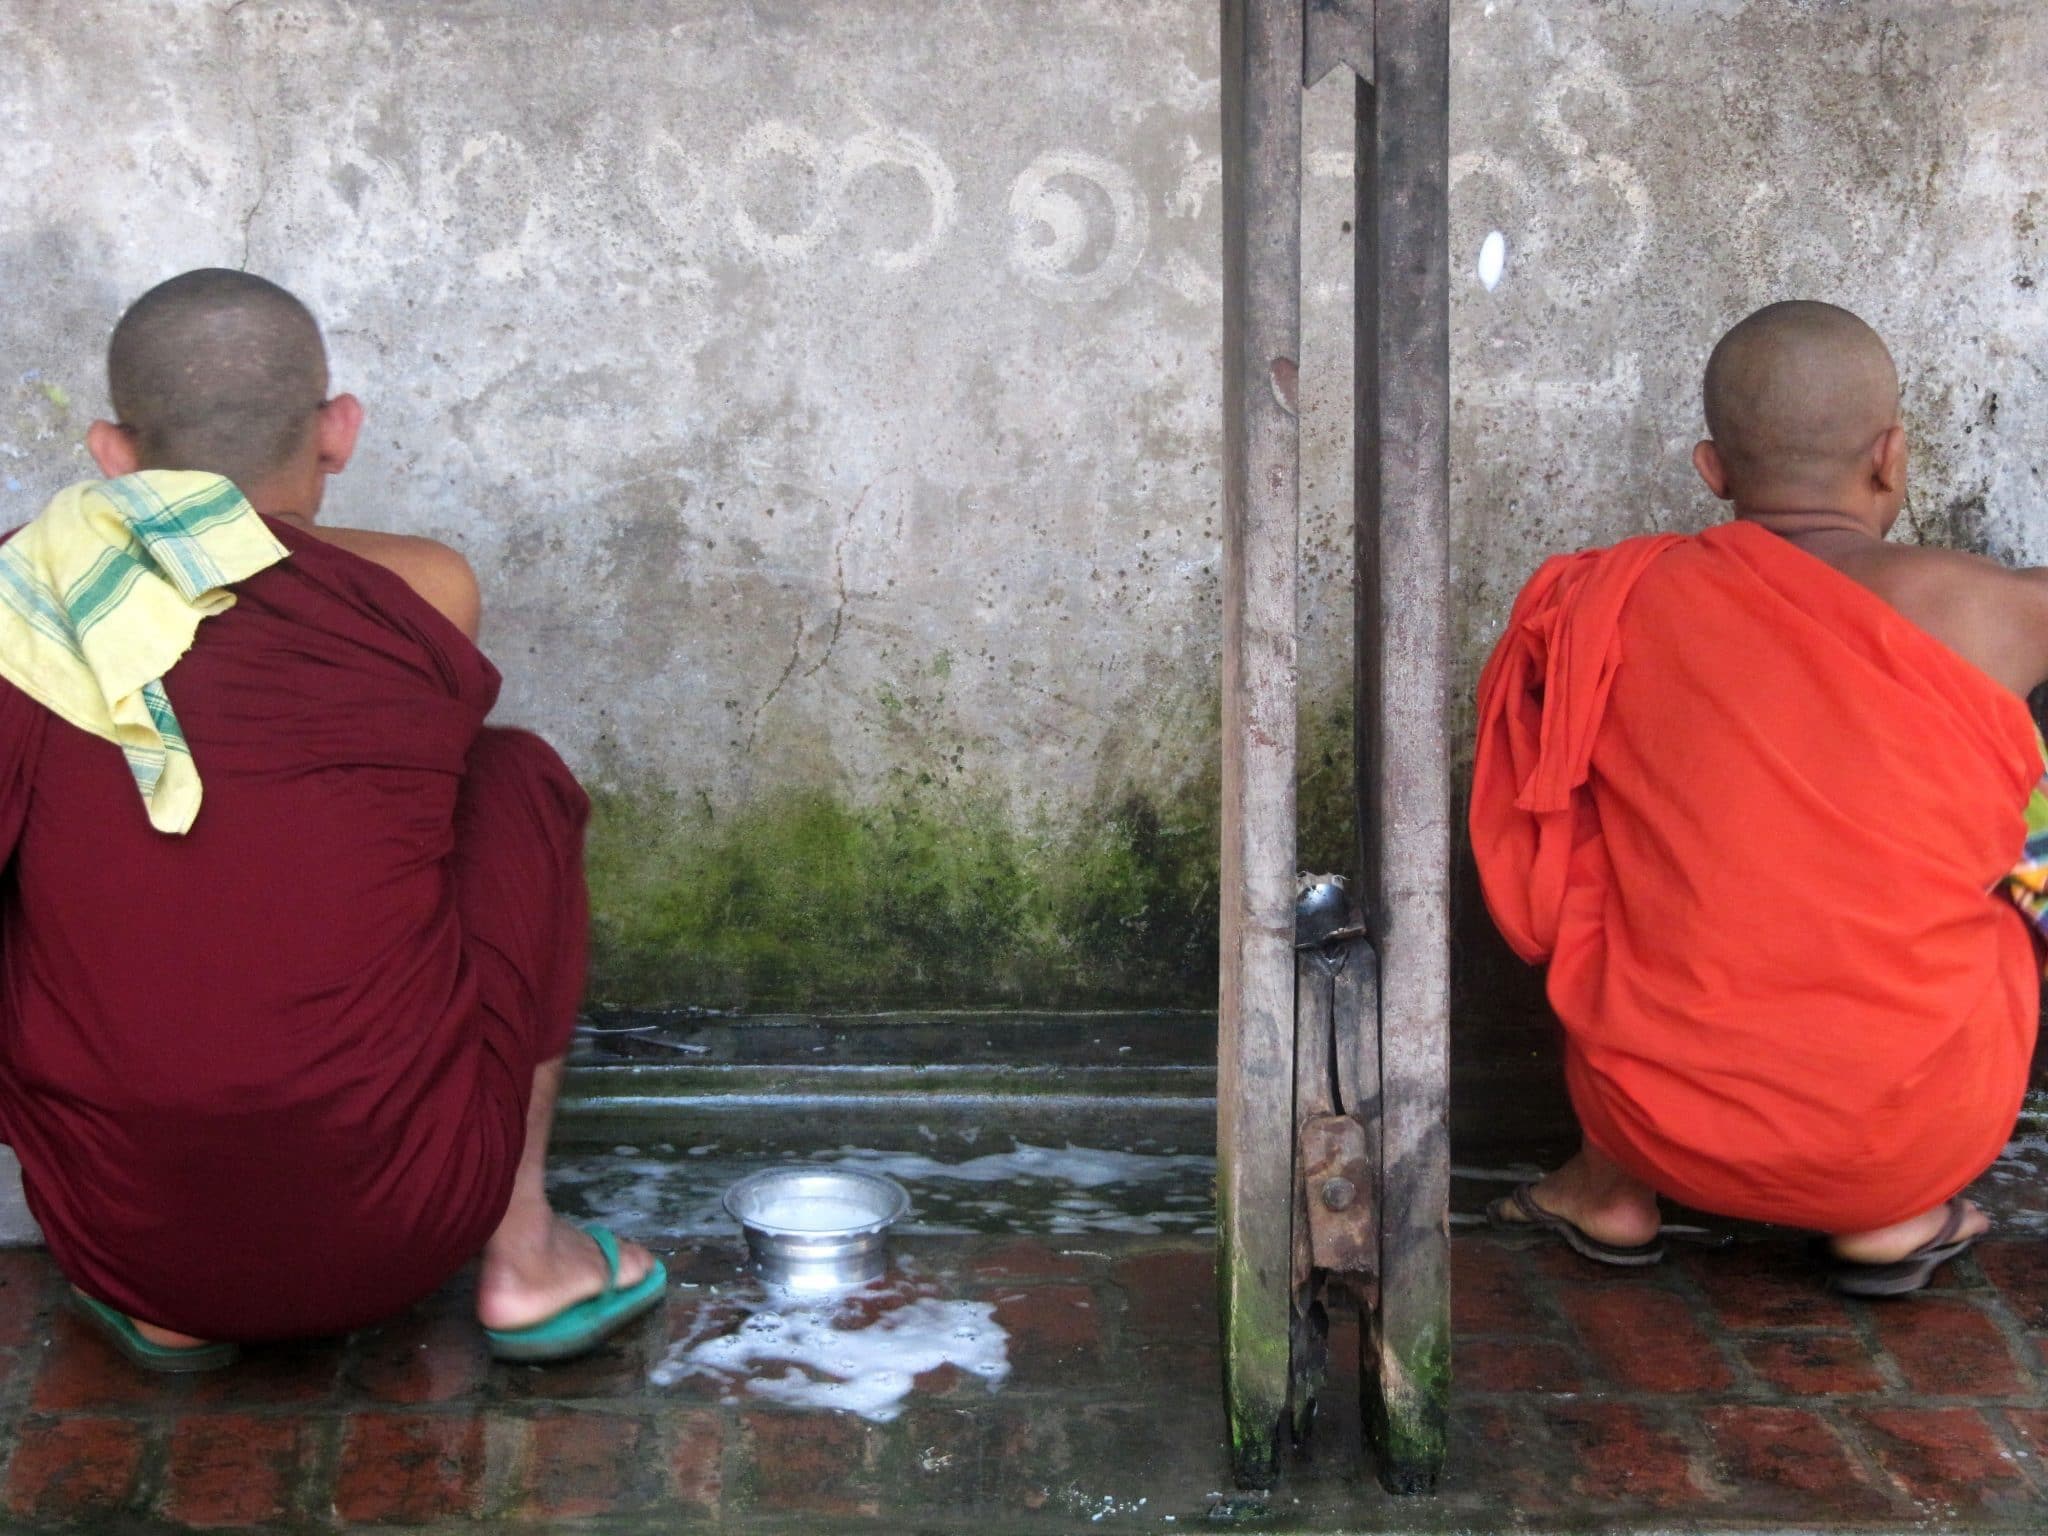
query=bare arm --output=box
[2004,566,2048,699]
[304,527,482,641]
[1895,552,2048,699]
[1831,539,2048,700]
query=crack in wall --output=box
[221,1,273,270]
[747,626,809,759]
[238,163,273,271]
[744,480,875,755]
[798,499,859,684]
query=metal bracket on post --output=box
[1302,1113,1376,1277]
[1290,879,1382,1443]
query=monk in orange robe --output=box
[1471,301,2044,1295]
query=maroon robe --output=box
[0,520,586,1340]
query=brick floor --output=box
[0,1231,2039,1529]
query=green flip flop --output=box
[484,1225,668,1363]
[70,1290,240,1373]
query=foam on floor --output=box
[652,1283,1009,1423]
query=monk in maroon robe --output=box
[0,269,661,1363]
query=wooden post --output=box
[1355,0,1452,1496]
[1218,0,1303,1492]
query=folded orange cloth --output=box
[1472,520,2041,1232]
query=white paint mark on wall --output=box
[1461,351,1644,413]
[730,120,837,264]
[1307,149,1355,182]
[1165,149,1220,220]
[1450,149,1542,276]
[638,128,715,287]
[1007,151,1148,302]
[1523,48,1654,303]
[1478,230,1507,290]
[840,124,958,273]
[1162,151,1222,304]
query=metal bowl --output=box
[723,1166,911,1290]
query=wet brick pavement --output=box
[0,1232,2042,1531]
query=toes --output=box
[578,1224,655,1289]
[615,1239,657,1288]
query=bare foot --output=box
[1831,1199,1989,1265]
[72,1290,215,1349]
[1512,1146,1662,1249]
[475,1214,658,1333]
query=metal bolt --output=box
[1319,1176,1357,1212]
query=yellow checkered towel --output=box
[0,471,289,834]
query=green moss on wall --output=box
[584,690,1359,1010]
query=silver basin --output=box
[723,1166,911,1290]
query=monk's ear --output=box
[1692,439,1733,501]
[1872,423,1907,495]
[315,393,365,476]
[85,420,141,479]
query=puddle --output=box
[651,1270,1009,1423]
[549,1136,1216,1240]
[568,1126,1188,1420]
[555,1086,2048,1245]
[1975,1104,2048,1236]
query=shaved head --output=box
[107,269,327,494]
[1702,301,1900,503]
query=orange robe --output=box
[1471,520,2040,1232]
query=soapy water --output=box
[747,1195,885,1233]
[549,1139,1216,1241]
[651,1277,1010,1423]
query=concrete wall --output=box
[2,1,2042,1013]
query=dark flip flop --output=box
[1486,1181,1666,1267]
[70,1290,240,1373]
[1827,1200,1981,1298]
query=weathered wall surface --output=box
[1,1,2042,1011]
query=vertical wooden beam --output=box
[1218,0,1303,1492]
[1356,0,1452,1497]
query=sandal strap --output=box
[584,1225,623,1294]
[1508,1182,1548,1224]
[1926,1200,1971,1254]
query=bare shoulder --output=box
[1878,542,2048,614]
[307,526,482,640]
[1856,542,2048,696]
